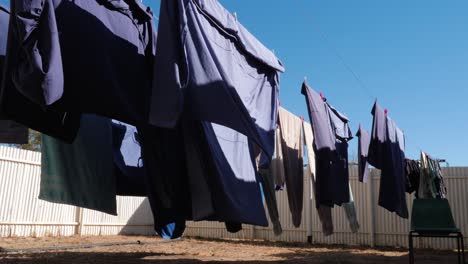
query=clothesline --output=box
[292,0,375,102]
[0,0,451,242]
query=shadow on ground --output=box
[0,245,461,264]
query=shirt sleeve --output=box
[11,0,64,106]
[148,0,186,128]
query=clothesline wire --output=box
[293,0,375,102]
[292,1,435,161]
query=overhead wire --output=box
[292,1,431,159]
[293,0,375,102]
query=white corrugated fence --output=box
[0,146,154,237]
[0,146,467,250]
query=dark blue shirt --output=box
[151,0,284,162]
[367,102,408,218]
[302,82,352,208]
[1,0,155,142]
[0,5,28,144]
[356,125,370,183]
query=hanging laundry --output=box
[343,185,360,233]
[40,117,149,216]
[1,1,74,142]
[0,5,28,144]
[139,119,269,238]
[303,121,332,236]
[317,206,334,236]
[356,125,370,183]
[225,223,243,233]
[40,115,117,215]
[367,101,408,218]
[1,0,156,142]
[138,124,190,239]
[151,0,283,161]
[256,141,283,236]
[405,159,420,196]
[258,167,282,235]
[201,123,268,226]
[272,127,286,190]
[418,152,447,199]
[304,118,359,236]
[114,121,186,240]
[112,121,146,197]
[301,82,352,208]
[278,108,304,228]
[42,117,187,239]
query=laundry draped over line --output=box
[356,125,370,183]
[272,127,286,190]
[278,108,304,228]
[0,5,28,144]
[1,0,155,142]
[303,125,360,236]
[0,0,435,239]
[151,0,283,165]
[301,82,359,236]
[301,81,352,208]
[405,159,420,196]
[368,102,408,219]
[418,152,447,199]
[0,0,285,238]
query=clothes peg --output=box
[384,109,388,115]
[233,12,237,20]
[300,116,304,121]
[320,92,323,99]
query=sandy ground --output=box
[0,235,463,264]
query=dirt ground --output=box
[0,235,462,264]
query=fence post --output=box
[251,225,256,240]
[306,165,313,243]
[367,169,376,248]
[75,207,84,236]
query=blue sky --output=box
[1,0,467,165]
[147,0,468,165]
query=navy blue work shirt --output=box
[151,0,284,162]
[0,5,28,144]
[301,82,352,208]
[367,102,408,218]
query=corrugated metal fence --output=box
[0,146,154,237]
[0,146,467,249]
[185,167,468,250]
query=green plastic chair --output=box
[409,199,465,264]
